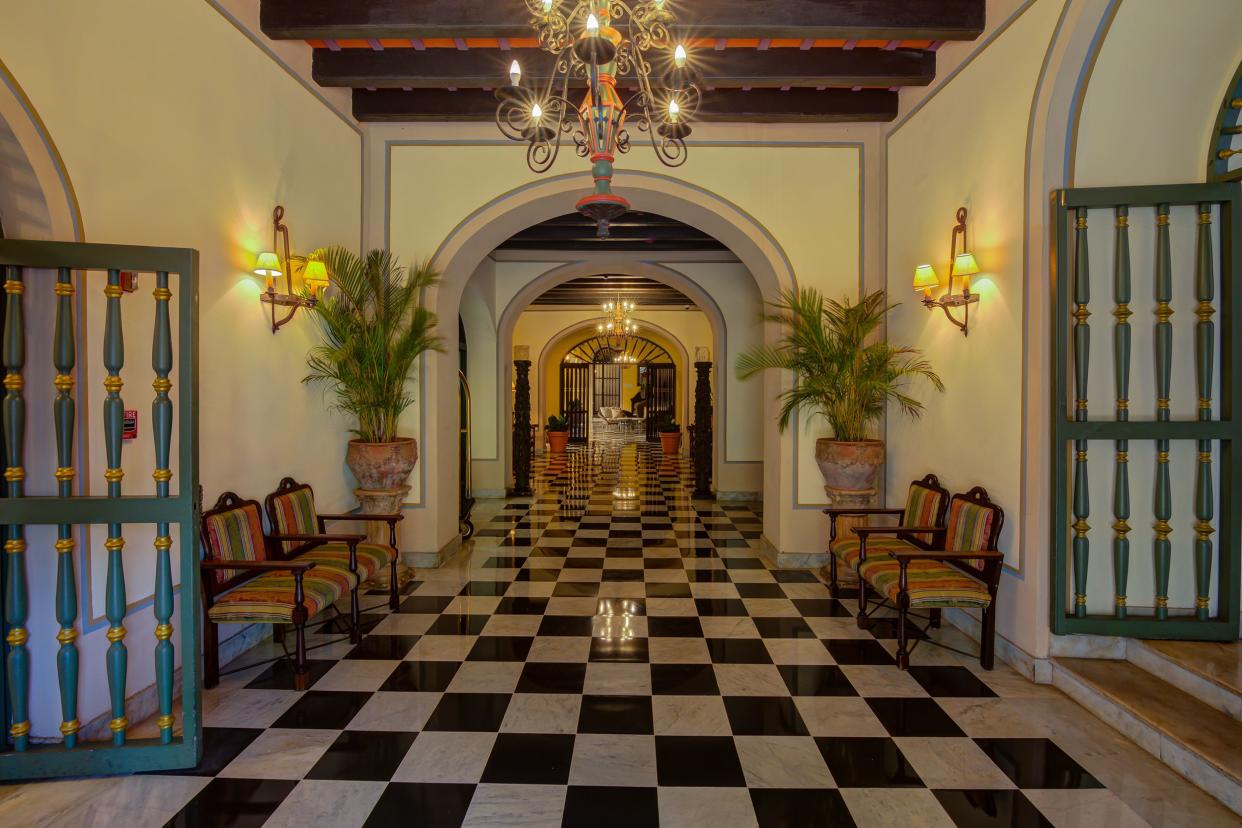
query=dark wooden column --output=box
[511,359,533,497]
[692,361,714,499]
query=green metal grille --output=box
[1051,184,1240,639]
[0,240,200,778]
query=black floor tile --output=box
[481,733,575,784]
[686,569,732,583]
[459,581,509,597]
[426,614,491,635]
[589,636,649,663]
[563,557,605,569]
[602,568,645,582]
[705,638,773,664]
[553,581,601,597]
[423,693,512,732]
[722,558,767,570]
[816,737,923,787]
[345,634,422,661]
[973,738,1104,789]
[513,568,560,582]
[166,726,262,776]
[866,697,965,737]
[647,616,704,637]
[538,615,595,636]
[642,557,682,569]
[861,615,930,641]
[363,782,475,828]
[771,570,820,584]
[824,639,895,666]
[467,635,534,661]
[166,778,295,828]
[517,661,587,694]
[562,785,660,828]
[397,595,457,615]
[651,663,721,695]
[306,730,418,781]
[723,696,810,736]
[750,788,856,828]
[778,664,858,697]
[752,617,816,639]
[272,691,373,729]
[577,694,654,734]
[736,583,788,599]
[644,582,693,598]
[495,596,550,615]
[483,556,527,568]
[379,660,461,692]
[792,598,853,617]
[243,658,334,690]
[655,735,746,786]
[597,598,645,616]
[694,598,750,617]
[908,666,998,698]
[933,789,1053,827]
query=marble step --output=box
[1128,639,1242,721]
[1052,656,1242,815]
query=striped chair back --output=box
[901,475,949,546]
[945,487,1005,569]
[268,479,319,554]
[201,494,268,588]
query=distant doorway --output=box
[559,335,674,443]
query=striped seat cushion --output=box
[858,558,992,610]
[207,566,347,624]
[298,542,394,587]
[945,497,998,570]
[203,503,267,585]
[903,482,946,545]
[270,487,319,554]
[831,536,917,571]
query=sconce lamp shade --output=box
[912,264,939,291]
[253,251,282,277]
[951,252,980,278]
[302,260,329,294]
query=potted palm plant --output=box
[304,246,443,491]
[656,413,682,455]
[736,288,943,506]
[546,414,570,453]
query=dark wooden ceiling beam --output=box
[262,0,984,41]
[353,88,898,122]
[313,46,934,89]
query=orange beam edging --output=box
[303,38,933,50]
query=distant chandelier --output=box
[496,0,700,238]
[596,295,639,338]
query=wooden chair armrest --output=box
[318,513,404,523]
[270,532,367,544]
[822,508,904,518]
[854,526,946,537]
[200,559,316,572]
[891,549,1004,562]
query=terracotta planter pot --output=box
[660,431,683,455]
[814,438,884,507]
[547,430,570,453]
[346,438,419,490]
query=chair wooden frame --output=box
[264,476,404,621]
[854,486,1005,670]
[199,492,339,690]
[823,473,951,602]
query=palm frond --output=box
[303,246,445,442]
[734,287,943,440]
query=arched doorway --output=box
[559,334,675,443]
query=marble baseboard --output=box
[1047,632,1128,660]
[404,534,462,569]
[754,536,829,571]
[473,489,507,500]
[716,491,761,502]
[941,608,1053,684]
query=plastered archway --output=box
[413,171,797,561]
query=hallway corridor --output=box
[2,444,1235,826]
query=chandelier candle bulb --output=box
[585,13,600,34]
[510,60,522,87]
[674,44,687,68]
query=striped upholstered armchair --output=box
[200,492,359,689]
[264,477,403,621]
[852,487,1005,670]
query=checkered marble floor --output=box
[3,442,1235,827]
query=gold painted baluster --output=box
[1152,205,1173,620]
[3,265,29,751]
[103,268,129,744]
[1112,207,1131,618]
[1193,204,1216,620]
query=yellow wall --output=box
[886,0,1066,657]
[1,0,361,736]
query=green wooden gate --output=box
[1051,183,1241,639]
[0,240,200,778]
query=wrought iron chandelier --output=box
[496,0,700,238]
[596,295,639,338]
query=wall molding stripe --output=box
[1064,0,1123,187]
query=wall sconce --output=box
[913,206,981,336]
[254,205,320,334]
